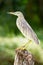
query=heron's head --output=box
[8,11,23,17]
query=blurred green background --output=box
[0,0,43,65]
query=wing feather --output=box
[16,17,39,44]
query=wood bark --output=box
[14,49,34,65]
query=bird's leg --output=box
[16,40,32,51]
[22,40,32,49]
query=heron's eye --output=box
[16,12,19,14]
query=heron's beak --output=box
[7,12,15,15]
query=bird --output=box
[8,11,39,50]
[7,12,43,64]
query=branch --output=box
[14,49,34,65]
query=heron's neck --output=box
[18,14,24,19]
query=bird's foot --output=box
[16,40,32,51]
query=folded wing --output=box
[16,17,39,44]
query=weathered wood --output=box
[14,49,34,65]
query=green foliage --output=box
[0,0,43,65]
[0,0,43,36]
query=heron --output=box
[8,11,39,49]
[7,11,43,64]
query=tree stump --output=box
[14,49,34,65]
